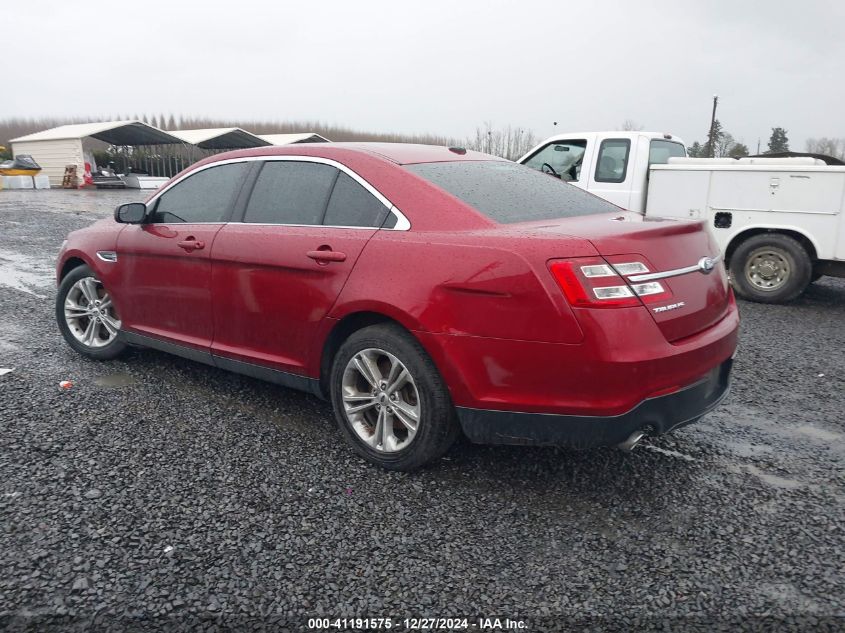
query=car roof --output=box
[205,142,503,166]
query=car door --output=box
[588,137,636,209]
[210,158,393,376]
[114,161,250,351]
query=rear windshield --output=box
[405,160,620,224]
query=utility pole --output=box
[708,94,719,157]
[756,138,761,154]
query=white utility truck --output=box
[519,131,845,303]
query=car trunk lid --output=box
[530,212,731,342]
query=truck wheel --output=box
[729,234,812,303]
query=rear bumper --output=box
[456,358,732,448]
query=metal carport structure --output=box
[169,128,271,150]
[10,121,183,187]
[259,133,330,145]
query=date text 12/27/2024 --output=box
[307,617,528,630]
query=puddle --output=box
[0,189,142,217]
[0,322,25,351]
[93,373,138,388]
[719,439,772,458]
[794,425,843,443]
[714,406,845,458]
[643,445,697,462]
[0,338,21,352]
[737,464,803,490]
[0,248,53,297]
[757,582,823,613]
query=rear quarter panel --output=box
[330,229,595,344]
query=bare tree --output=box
[619,119,644,131]
[464,122,538,160]
[805,137,845,160]
[716,132,735,158]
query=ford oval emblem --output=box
[698,256,716,274]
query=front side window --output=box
[649,139,686,165]
[151,162,248,223]
[406,160,620,224]
[324,172,390,227]
[594,139,631,183]
[521,140,587,182]
[245,161,338,225]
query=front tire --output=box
[729,234,812,303]
[56,264,126,360]
[330,324,459,471]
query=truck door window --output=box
[521,140,587,182]
[649,139,686,165]
[595,139,630,183]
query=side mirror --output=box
[114,202,147,224]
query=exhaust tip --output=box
[617,430,647,452]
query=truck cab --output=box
[520,132,845,304]
[519,131,686,211]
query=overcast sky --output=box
[5,0,843,150]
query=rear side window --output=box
[649,139,686,165]
[405,161,620,224]
[152,162,248,223]
[324,172,389,227]
[245,161,338,225]
[594,139,630,183]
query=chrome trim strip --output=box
[710,206,838,216]
[144,155,411,231]
[628,253,722,282]
[96,251,117,262]
[228,223,376,230]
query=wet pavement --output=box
[0,189,843,632]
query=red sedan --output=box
[56,144,739,470]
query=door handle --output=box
[177,238,205,252]
[307,249,347,264]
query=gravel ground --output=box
[0,189,843,632]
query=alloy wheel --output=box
[341,348,421,453]
[64,277,121,348]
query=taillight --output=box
[549,257,672,308]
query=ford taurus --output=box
[56,144,739,470]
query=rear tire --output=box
[56,265,126,360]
[729,234,811,303]
[330,324,459,471]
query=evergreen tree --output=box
[687,141,703,157]
[703,119,724,158]
[767,127,789,153]
[728,142,750,158]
